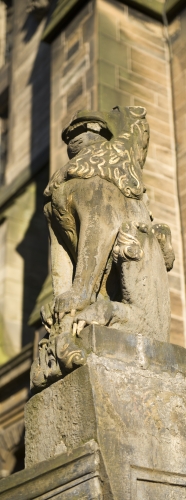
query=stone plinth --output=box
[25,326,186,499]
[0,440,108,499]
[1,325,186,499]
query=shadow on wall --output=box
[22,0,57,43]
[0,425,25,477]
[16,11,51,347]
[16,167,49,347]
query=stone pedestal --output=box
[1,325,186,499]
[0,440,107,499]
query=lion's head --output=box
[63,106,149,200]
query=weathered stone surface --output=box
[42,0,185,43]
[32,105,175,391]
[25,327,186,499]
[131,467,186,499]
[0,166,48,356]
[97,0,186,346]
[0,440,109,499]
[0,343,32,478]
[46,0,186,347]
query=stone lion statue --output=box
[31,106,175,391]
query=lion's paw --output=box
[72,300,113,336]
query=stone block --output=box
[86,64,95,90]
[98,60,116,87]
[83,13,94,43]
[144,171,175,195]
[145,157,173,180]
[154,144,173,165]
[0,440,110,499]
[98,9,117,40]
[153,187,175,209]
[23,326,186,499]
[67,78,83,108]
[133,97,169,123]
[131,59,167,86]
[170,290,183,318]
[149,129,172,150]
[120,17,165,48]
[120,29,165,61]
[170,317,185,346]
[131,47,167,74]
[148,115,171,138]
[65,2,92,40]
[119,68,167,96]
[168,272,181,290]
[99,34,128,67]
[99,84,131,111]
[119,77,155,104]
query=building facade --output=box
[0,0,186,476]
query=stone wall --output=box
[24,326,186,499]
[6,0,50,183]
[49,0,186,346]
[0,343,32,477]
[0,0,186,481]
[0,166,48,358]
[0,0,186,355]
[0,0,50,359]
[97,0,186,346]
[170,9,186,297]
[0,1,6,69]
[50,1,95,176]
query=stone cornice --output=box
[0,440,100,498]
[124,0,186,21]
[42,0,185,43]
[42,0,87,42]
